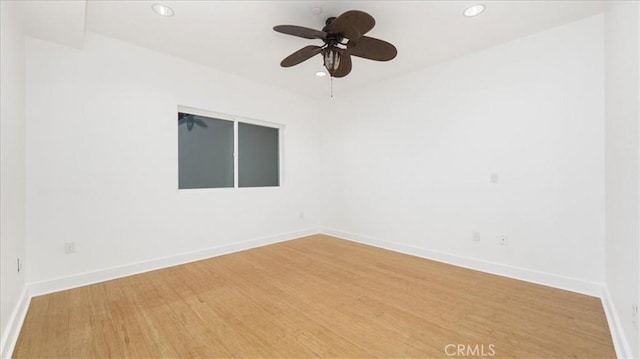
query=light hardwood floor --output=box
[14,235,615,358]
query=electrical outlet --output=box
[632,303,638,330]
[499,235,508,246]
[472,232,480,242]
[64,242,76,254]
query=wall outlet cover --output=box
[64,242,76,254]
[499,236,508,246]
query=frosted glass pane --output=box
[238,123,279,187]
[178,113,234,189]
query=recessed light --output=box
[311,7,323,15]
[152,3,174,17]
[315,71,327,77]
[463,4,485,17]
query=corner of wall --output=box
[0,0,28,357]
[601,285,634,359]
[0,287,30,359]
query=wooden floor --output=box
[14,235,615,358]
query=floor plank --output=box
[13,235,615,358]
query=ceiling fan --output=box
[273,10,397,78]
[178,113,208,132]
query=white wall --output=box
[25,32,322,283]
[321,15,605,287]
[17,7,638,357]
[0,0,27,354]
[604,1,640,357]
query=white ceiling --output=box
[22,1,605,98]
[21,0,86,49]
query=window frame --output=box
[177,105,285,191]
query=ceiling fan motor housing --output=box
[324,16,337,28]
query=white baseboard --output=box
[1,228,319,358]
[0,286,31,359]
[29,228,320,297]
[321,228,603,297]
[321,229,640,356]
[0,228,319,359]
[601,286,633,359]
[5,228,628,359]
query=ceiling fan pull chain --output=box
[331,76,333,98]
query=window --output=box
[238,122,279,187]
[178,109,281,189]
[178,114,234,189]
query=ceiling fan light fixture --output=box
[463,4,486,17]
[152,3,174,17]
[315,71,327,77]
[323,48,342,75]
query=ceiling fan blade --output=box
[324,10,375,41]
[273,25,327,40]
[347,36,397,61]
[280,45,323,67]
[332,51,352,78]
